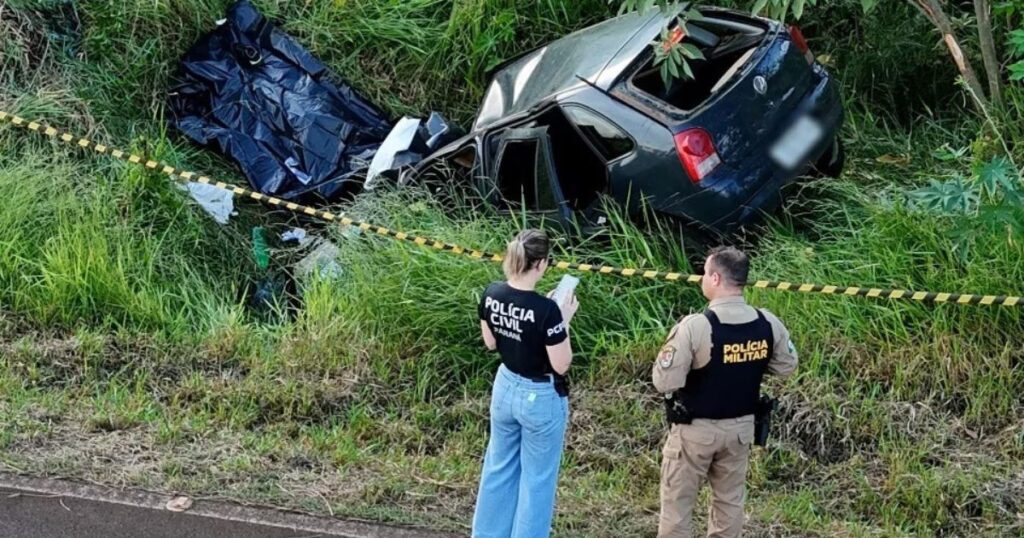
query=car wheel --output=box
[813,136,845,178]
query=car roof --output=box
[473,6,681,130]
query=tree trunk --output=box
[974,0,1003,108]
[909,0,990,112]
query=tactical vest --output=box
[665,309,774,423]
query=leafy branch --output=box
[617,1,704,85]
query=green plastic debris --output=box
[252,226,270,270]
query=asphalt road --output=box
[0,474,460,538]
[0,488,320,538]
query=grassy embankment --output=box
[1,1,1022,536]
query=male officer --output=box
[653,246,798,538]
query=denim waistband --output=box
[497,363,556,388]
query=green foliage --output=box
[1009,29,1024,81]
[617,1,703,85]
[652,8,704,86]
[616,0,676,14]
[910,153,1024,259]
[910,176,979,213]
[750,0,880,21]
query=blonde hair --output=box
[502,229,550,279]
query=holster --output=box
[553,374,570,398]
[754,395,778,447]
[665,395,693,425]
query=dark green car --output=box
[415,5,844,234]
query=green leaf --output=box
[977,157,1013,197]
[932,144,968,162]
[1008,29,1024,56]
[1010,62,1024,82]
[793,0,805,20]
[910,177,978,214]
[660,62,673,88]
[752,0,769,16]
[861,0,879,13]
[681,59,694,79]
[778,0,792,20]
[656,0,678,14]
[680,43,705,60]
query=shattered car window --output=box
[563,106,634,161]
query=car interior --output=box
[631,17,767,111]
[490,107,609,216]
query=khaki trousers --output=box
[658,419,755,538]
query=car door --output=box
[486,127,573,228]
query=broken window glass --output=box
[563,106,634,161]
[497,140,541,208]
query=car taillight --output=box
[788,26,814,65]
[674,129,721,183]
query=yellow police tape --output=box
[1,110,1020,307]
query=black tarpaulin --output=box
[167,0,392,202]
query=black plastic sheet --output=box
[168,0,392,202]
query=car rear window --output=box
[630,16,767,112]
[563,106,634,161]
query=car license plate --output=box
[770,116,823,170]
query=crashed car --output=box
[415,5,844,234]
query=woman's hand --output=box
[547,289,579,325]
[560,293,579,325]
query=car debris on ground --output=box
[181,181,236,224]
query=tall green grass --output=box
[0,149,244,335]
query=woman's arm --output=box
[545,293,577,375]
[481,320,497,351]
[546,334,572,375]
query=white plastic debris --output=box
[182,182,235,224]
[365,116,421,189]
[281,227,308,244]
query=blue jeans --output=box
[472,364,570,538]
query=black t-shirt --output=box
[478,282,568,378]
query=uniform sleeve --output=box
[652,314,701,393]
[763,309,798,378]
[543,302,568,346]
[478,284,492,321]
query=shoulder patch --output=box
[787,339,797,358]
[658,345,677,369]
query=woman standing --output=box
[472,229,579,538]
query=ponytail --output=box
[502,229,550,279]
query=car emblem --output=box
[753,76,767,95]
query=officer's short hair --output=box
[706,246,749,287]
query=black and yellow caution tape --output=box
[1,110,1020,307]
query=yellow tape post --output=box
[2,111,1021,307]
